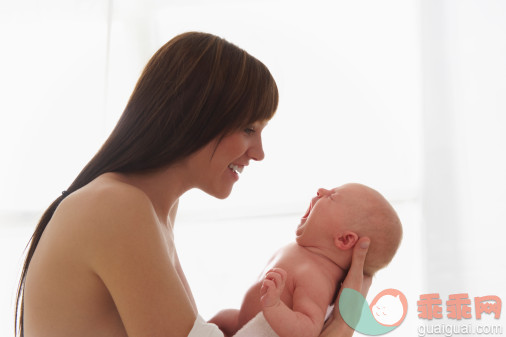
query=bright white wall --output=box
[0,1,110,213]
[420,0,506,296]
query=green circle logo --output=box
[339,288,408,335]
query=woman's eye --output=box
[244,127,255,135]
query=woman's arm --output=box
[319,237,371,337]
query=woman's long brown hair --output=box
[15,31,278,336]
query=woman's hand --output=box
[320,237,371,337]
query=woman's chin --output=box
[209,187,234,200]
[198,181,235,200]
[215,193,231,200]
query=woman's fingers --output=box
[321,237,371,336]
[328,237,371,328]
[361,274,372,298]
[342,237,370,293]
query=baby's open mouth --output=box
[297,199,315,235]
[297,195,321,235]
[301,204,312,220]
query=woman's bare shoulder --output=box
[50,173,162,264]
[61,174,153,216]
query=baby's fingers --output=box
[264,268,287,290]
[261,268,287,308]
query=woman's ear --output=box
[334,231,359,250]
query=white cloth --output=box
[189,305,333,337]
[234,306,332,337]
[188,315,224,337]
[188,313,279,337]
[234,312,279,337]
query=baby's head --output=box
[295,183,402,276]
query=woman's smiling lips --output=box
[227,163,246,182]
[228,164,244,174]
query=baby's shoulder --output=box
[276,244,324,277]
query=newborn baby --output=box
[211,183,403,337]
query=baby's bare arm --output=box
[209,309,240,337]
[261,269,327,337]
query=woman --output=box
[15,32,370,337]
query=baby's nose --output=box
[317,188,331,197]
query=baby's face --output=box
[297,184,402,276]
[296,187,350,242]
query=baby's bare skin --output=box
[237,242,345,337]
[212,184,402,337]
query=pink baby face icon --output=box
[369,289,408,327]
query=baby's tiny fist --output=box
[260,268,287,308]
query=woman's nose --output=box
[248,138,265,161]
[317,188,331,197]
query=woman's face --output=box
[189,120,268,199]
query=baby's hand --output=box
[260,268,287,308]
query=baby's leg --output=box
[209,309,240,337]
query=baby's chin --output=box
[295,217,308,238]
[294,230,305,245]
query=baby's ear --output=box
[334,231,359,250]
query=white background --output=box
[1,0,505,336]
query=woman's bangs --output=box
[245,65,279,126]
